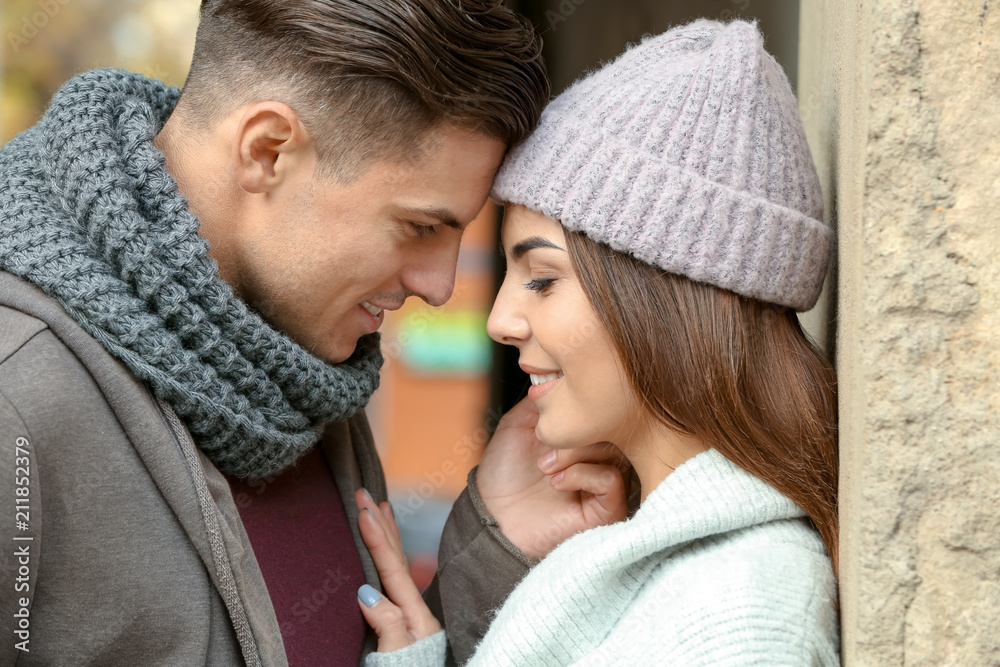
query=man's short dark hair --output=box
[180,0,550,180]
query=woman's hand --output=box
[476,397,631,559]
[355,489,442,653]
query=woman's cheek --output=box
[538,388,588,449]
[535,406,569,449]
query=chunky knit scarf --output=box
[0,69,382,478]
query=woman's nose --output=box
[487,286,530,345]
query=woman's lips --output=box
[527,371,563,403]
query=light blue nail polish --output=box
[358,584,382,607]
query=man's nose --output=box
[401,245,459,308]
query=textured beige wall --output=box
[800,0,1000,664]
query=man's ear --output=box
[232,102,312,194]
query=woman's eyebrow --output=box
[510,236,565,260]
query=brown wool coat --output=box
[0,271,530,666]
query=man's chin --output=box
[271,318,359,364]
[245,301,359,364]
[313,338,359,365]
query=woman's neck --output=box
[624,420,710,502]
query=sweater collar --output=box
[634,448,806,544]
[470,450,805,666]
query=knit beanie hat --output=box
[492,19,831,311]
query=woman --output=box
[355,19,839,666]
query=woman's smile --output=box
[488,205,642,450]
[524,366,564,402]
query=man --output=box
[0,1,626,665]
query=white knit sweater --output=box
[367,449,840,666]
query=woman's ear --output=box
[232,101,312,194]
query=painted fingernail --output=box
[550,471,564,486]
[358,584,382,607]
[538,450,557,471]
[362,507,377,521]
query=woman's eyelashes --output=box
[524,277,555,293]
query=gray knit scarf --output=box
[0,69,382,478]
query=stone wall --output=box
[800,0,1000,663]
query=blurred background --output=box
[1,0,801,588]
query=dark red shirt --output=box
[227,447,368,666]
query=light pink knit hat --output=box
[492,19,831,311]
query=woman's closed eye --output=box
[524,277,555,293]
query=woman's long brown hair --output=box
[566,232,839,574]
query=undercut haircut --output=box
[180,0,550,180]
